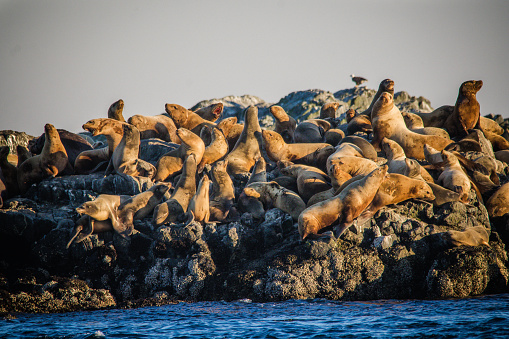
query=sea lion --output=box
[462,129,495,158]
[0,146,19,197]
[18,124,71,194]
[270,105,297,144]
[127,114,179,143]
[320,102,341,120]
[443,226,490,247]
[346,114,372,136]
[218,118,244,152]
[381,137,434,182]
[480,116,504,135]
[243,181,306,221]
[117,183,171,232]
[76,194,131,237]
[361,78,394,117]
[16,145,32,168]
[152,154,197,226]
[108,99,125,122]
[154,128,205,181]
[401,112,450,139]
[324,129,345,146]
[225,106,262,175]
[484,131,509,152]
[165,103,216,136]
[442,80,483,138]
[197,125,229,173]
[67,215,114,248]
[279,163,331,202]
[209,159,235,222]
[298,165,387,240]
[371,92,452,159]
[326,142,365,172]
[414,106,453,128]
[356,173,435,225]
[105,124,156,178]
[238,158,267,219]
[338,136,378,161]
[185,174,211,225]
[495,150,509,165]
[29,128,93,170]
[246,157,267,185]
[294,119,331,144]
[327,156,378,178]
[307,165,353,207]
[194,102,224,122]
[486,182,509,218]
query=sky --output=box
[0,0,508,137]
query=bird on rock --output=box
[350,74,368,87]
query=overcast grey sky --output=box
[1,0,508,136]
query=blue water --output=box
[2,294,509,338]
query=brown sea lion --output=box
[443,226,490,247]
[128,114,179,143]
[108,99,125,122]
[401,112,450,139]
[320,102,341,120]
[326,142,365,173]
[415,105,453,128]
[371,92,452,159]
[324,129,345,146]
[209,159,236,222]
[279,163,331,202]
[486,182,509,218]
[154,128,205,181]
[16,145,32,168]
[484,131,509,151]
[298,165,387,240]
[76,194,131,237]
[442,80,483,138]
[246,157,267,185]
[243,181,306,221]
[18,124,71,193]
[338,136,378,161]
[105,124,156,178]
[480,116,504,135]
[225,106,262,175]
[270,105,297,144]
[361,78,394,117]
[346,114,372,136]
[327,156,378,178]
[67,215,114,248]
[218,118,243,152]
[238,158,267,219]
[152,154,197,226]
[307,165,353,207]
[197,125,229,173]
[381,137,434,182]
[165,103,216,136]
[294,119,331,144]
[194,103,224,122]
[0,146,19,197]
[185,174,211,225]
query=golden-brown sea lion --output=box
[67,215,114,248]
[294,119,331,144]
[185,174,211,225]
[108,99,125,122]
[442,80,483,138]
[76,194,131,236]
[194,102,224,122]
[217,118,243,152]
[338,136,378,161]
[298,165,387,240]
[152,154,197,226]
[0,146,19,197]
[327,156,378,178]
[105,124,156,179]
[320,102,341,120]
[443,226,490,247]
[371,92,452,159]
[381,137,434,182]
[346,114,372,136]
[165,103,216,136]
[197,125,229,173]
[325,142,365,173]
[225,106,262,175]
[401,112,450,139]
[243,181,306,221]
[480,117,504,135]
[154,128,205,182]
[415,105,453,128]
[270,105,297,144]
[484,131,509,152]
[17,124,71,193]
[209,159,235,222]
[486,182,509,218]
[128,114,179,143]
[307,165,353,207]
[361,78,394,117]
[279,163,331,202]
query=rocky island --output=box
[1,83,508,316]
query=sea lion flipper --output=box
[66,224,83,248]
[183,210,195,227]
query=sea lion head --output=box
[176,128,196,145]
[270,105,289,122]
[372,92,393,116]
[150,182,171,198]
[152,199,185,226]
[345,109,356,122]
[414,181,435,201]
[380,79,394,93]
[108,99,124,121]
[76,200,102,217]
[165,103,189,128]
[381,137,404,159]
[320,102,340,119]
[211,103,224,120]
[461,80,483,95]
[127,114,145,127]
[212,159,228,173]
[401,112,423,129]
[262,130,283,145]
[217,117,237,137]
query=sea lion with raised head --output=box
[270,105,297,143]
[360,78,394,117]
[128,114,179,143]
[197,125,229,173]
[165,103,216,136]
[442,80,483,138]
[108,99,125,122]
[185,174,211,225]
[209,159,236,222]
[319,102,341,120]
[76,194,131,237]
[194,102,224,122]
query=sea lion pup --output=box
[207,159,235,221]
[197,125,229,173]
[117,183,171,232]
[193,102,224,122]
[443,226,490,248]
[298,165,387,240]
[225,106,262,175]
[262,129,332,164]
[0,146,19,197]
[279,163,331,203]
[401,112,450,139]
[371,92,452,159]
[360,78,395,117]
[67,215,114,248]
[486,182,509,218]
[128,114,179,143]
[17,124,71,194]
[75,118,127,174]
[76,194,131,237]
[294,119,331,143]
[164,103,216,136]
[108,99,125,122]
[346,114,372,136]
[338,136,378,162]
[356,174,435,225]
[29,128,93,170]
[324,129,345,147]
[105,124,156,179]
[152,154,197,226]
[319,102,341,120]
[442,80,483,139]
[154,128,205,182]
[184,174,211,225]
[270,105,297,144]
[16,145,32,168]
[243,181,306,221]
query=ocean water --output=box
[2,294,509,338]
